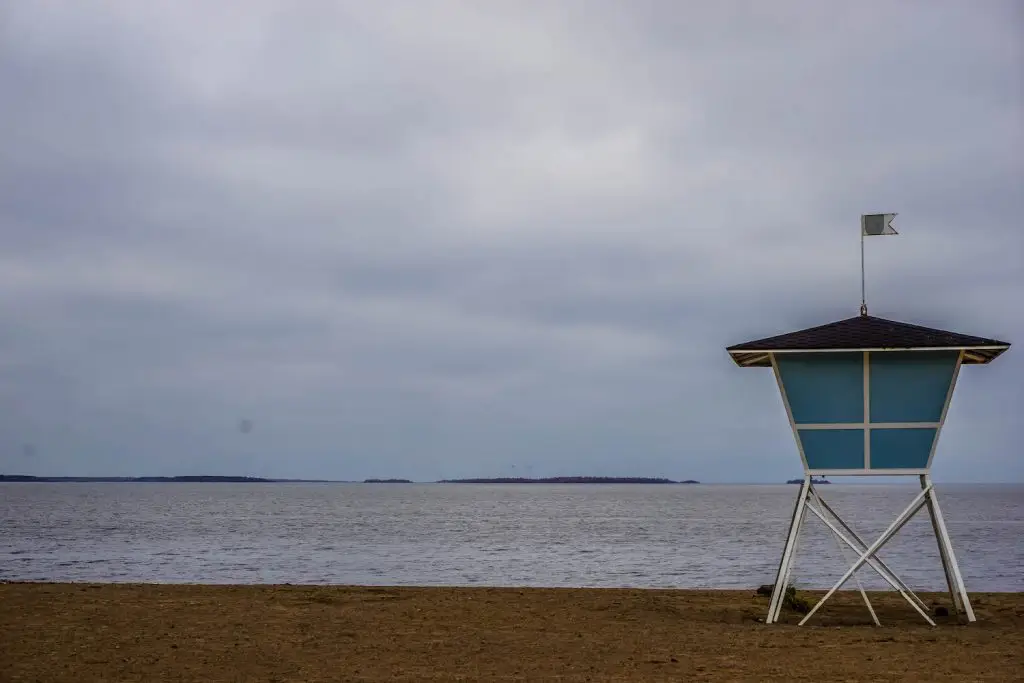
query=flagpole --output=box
[860,220,867,316]
[859,213,897,317]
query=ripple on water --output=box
[0,483,1021,590]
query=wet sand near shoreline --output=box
[2,583,1022,682]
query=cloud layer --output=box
[2,1,1021,481]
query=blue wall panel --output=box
[870,428,937,469]
[777,353,863,424]
[798,429,865,470]
[869,351,958,423]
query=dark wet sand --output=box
[2,583,1022,682]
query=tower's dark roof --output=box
[727,315,1010,367]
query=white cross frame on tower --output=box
[765,474,973,626]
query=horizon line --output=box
[2,474,1021,485]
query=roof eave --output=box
[728,344,1010,368]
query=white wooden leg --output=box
[767,477,810,623]
[922,475,976,622]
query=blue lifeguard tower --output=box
[727,262,1010,625]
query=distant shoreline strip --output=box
[1,475,701,484]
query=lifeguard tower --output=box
[726,215,1011,626]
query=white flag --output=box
[862,213,897,236]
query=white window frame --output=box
[770,350,964,476]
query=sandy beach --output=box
[2,584,1022,682]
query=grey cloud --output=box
[1,2,1021,482]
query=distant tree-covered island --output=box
[437,476,699,484]
[0,475,334,483]
[1,474,702,485]
[787,478,831,484]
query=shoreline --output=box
[2,584,1021,682]
[5,579,1024,593]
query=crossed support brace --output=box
[766,474,975,626]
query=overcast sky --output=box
[1,1,1021,483]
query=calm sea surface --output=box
[1,483,1021,591]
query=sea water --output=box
[1,482,1021,591]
